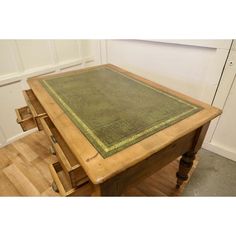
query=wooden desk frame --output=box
[27,64,221,196]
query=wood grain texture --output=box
[99,129,197,195]
[0,132,59,196]
[176,122,210,188]
[40,117,87,188]
[28,64,222,184]
[0,131,197,196]
[22,89,47,131]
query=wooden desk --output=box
[16,64,221,196]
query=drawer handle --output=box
[49,146,56,155]
[50,135,57,143]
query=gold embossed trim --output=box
[42,73,200,155]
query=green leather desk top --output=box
[41,67,202,158]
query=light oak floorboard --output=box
[3,164,41,196]
[0,171,21,196]
[0,131,197,196]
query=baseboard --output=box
[0,128,38,148]
[203,141,236,162]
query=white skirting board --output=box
[0,128,37,148]
[203,142,236,162]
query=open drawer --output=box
[23,89,47,130]
[49,161,92,196]
[41,116,88,188]
[15,106,37,131]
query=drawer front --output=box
[15,106,36,131]
[49,161,92,197]
[53,141,88,187]
[41,116,88,188]
[23,89,47,130]
[35,116,47,131]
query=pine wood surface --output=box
[0,131,198,196]
[28,64,221,184]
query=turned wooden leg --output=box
[176,151,196,188]
[175,122,210,189]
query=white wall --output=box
[203,40,236,161]
[209,77,236,159]
[103,40,231,104]
[0,40,101,147]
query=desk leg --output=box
[176,122,210,189]
[176,151,196,188]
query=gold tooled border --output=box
[42,68,200,153]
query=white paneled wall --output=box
[203,41,236,161]
[208,77,236,160]
[54,40,80,63]
[104,40,230,104]
[0,40,101,147]
[16,40,54,70]
[0,41,19,76]
[0,81,26,141]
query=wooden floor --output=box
[0,131,198,196]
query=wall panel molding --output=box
[11,40,25,73]
[48,40,59,67]
[0,40,100,86]
[100,40,108,64]
[203,41,236,161]
[105,40,229,103]
[0,40,20,76]
[147,40,232,50]
[0,40,102,147]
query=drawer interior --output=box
[23,89,46,117]
[49,161,77,196]
[16,106,32,121]
[49,162,92,196]
[15,106,36,131]
[42,117,79,168]
[41,116,88,187]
